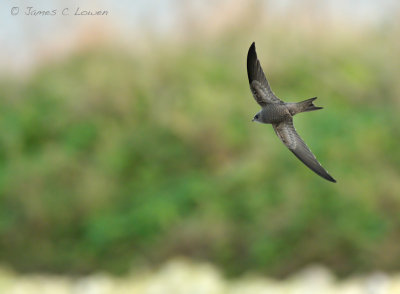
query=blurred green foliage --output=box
[0,30,400,278]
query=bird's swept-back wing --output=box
[273,119,336,182]
[247,42,283,106]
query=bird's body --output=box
[247,42,336,182]
[255,104,290,124]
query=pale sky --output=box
[0,0,398,73]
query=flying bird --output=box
[247,42,336,182]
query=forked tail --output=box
[287,97,323,116]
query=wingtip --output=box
[248,42,256,56]
[325,174,337,183]
[247,42,258,83]
[248,42,256,55]
[329,177,337,183]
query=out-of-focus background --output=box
[1,0,400,293]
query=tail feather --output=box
[288,97,323,116]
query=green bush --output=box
[0,33,400,277]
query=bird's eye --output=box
[255,115,259,119]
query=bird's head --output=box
[252,112,262,123]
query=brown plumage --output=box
[247,42,336,183]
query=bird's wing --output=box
[247,42,283,106]
[273,118,336,182]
